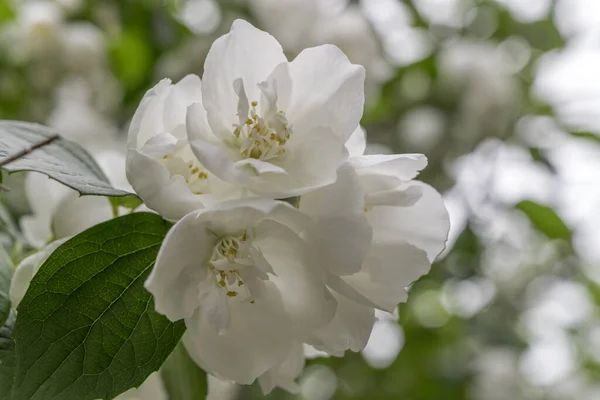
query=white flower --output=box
[8,0,65,60]
[60,22,107,73]
[299,129,450,355]
[185,19,365,198]
[126,75,221,221]
[145,199,338,385]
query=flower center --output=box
[209,231,255,301]
[161,150,209,195]
[232,78,292,161]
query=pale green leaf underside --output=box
[12,212,184,400]
[0,120,135,200]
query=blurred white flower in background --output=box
[249,0,390,99]
[439,40,520,154]
[175,0,221,35]
[1,0,65,62]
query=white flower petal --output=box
[365,185,423,209]
[343,242,431,312]
[299,162,364,218]
[258,341,304,395]
[325,273,380,309]
[183,282,292,384]
[127,78,172,149]
[251,126,347,197]
[126,149,209,221]
[308,292,375,356]
[206,375,239,400]
[197,278,230,335]
[345,126,367,157]
[300,164,371,276]
[163,74,202,134]
[305,215,372,276]
[51,192,113,239]
[351,154,428,181]
[286,44,365,141]
[10,238,68,309]
[202,19,286,138]
[254,220,337,333]
[368,182,450,261]
[145,211,216,321]
[190,139,251,184]
[186,102,216,144]
[196,198,307,237]
[138,132,180,159]
[234,158,288,176]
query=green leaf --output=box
[110,28,153,91]
[571,131,600,146]
[0,246,12,328]
[110,195,144,212]
[0,121,137,200]
[0,310,15,399]
[161,342,208,400]
[516,200,572,242]
[0,0,15,23]
[12,212,185,400]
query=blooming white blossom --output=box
[299,128,450,355]
[127,20,364,218]
[1,0,65,62]
[249,1,390,99]
[185,19,364,198]
[126,75,219,221]
[145,199,339,385]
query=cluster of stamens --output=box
[233,100,292,161]
[209,232,253,301]
[161,153,208,195]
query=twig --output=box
[0,134,60,168]
[0,184,9,192]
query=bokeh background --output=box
[1,0,600,399]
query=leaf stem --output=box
[0,134,60,168]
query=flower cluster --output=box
[127,20,449,393]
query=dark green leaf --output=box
[516,200,572,241]
[161,342,208,400]
[12,212,185,400]
[0,121,137,200]
[0,246,12,327]
[0,310,15,399]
